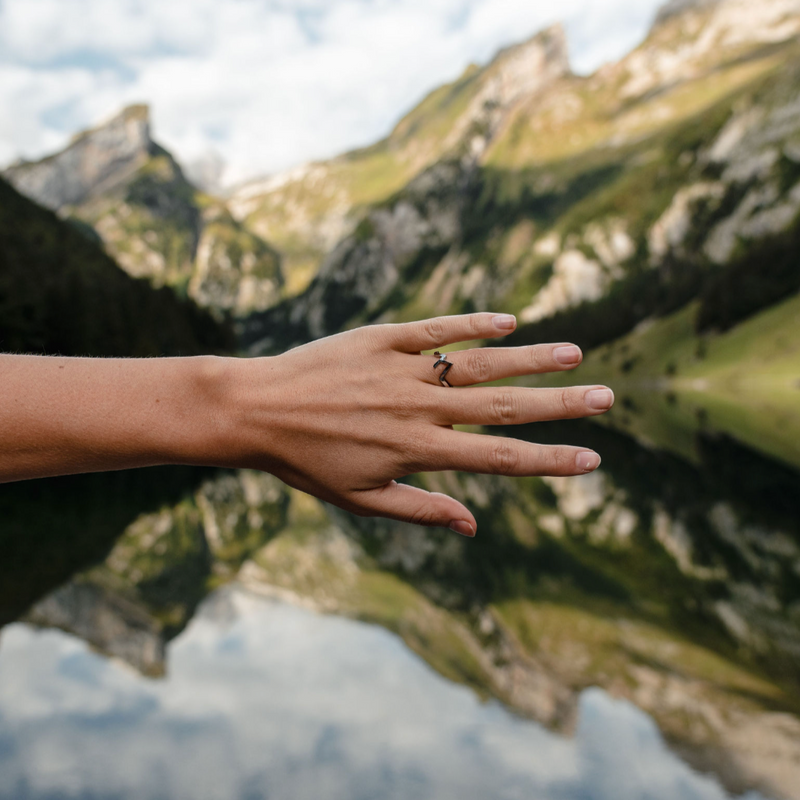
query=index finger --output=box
[378,313,518,353]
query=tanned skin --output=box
[0,313,614,537]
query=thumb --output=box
[353,481,477,537]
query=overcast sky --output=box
[0,0,667,185]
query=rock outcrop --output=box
[619,0,800,101]
[3,106,283,316]
[4,105,152,210]
[25,582,166,676]
[654,0,723,25]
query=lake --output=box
[1,391,798,800]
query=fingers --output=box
[378,313,518,353]
[431,385,614,425]
[420,343,582,387]
[352,481,477,537]
[425,430,602,477]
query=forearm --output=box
[0,354,244,483]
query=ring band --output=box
[433,351,453,387]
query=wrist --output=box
[183,355,282,471]
[161,355,244,468]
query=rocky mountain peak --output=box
[441,23,571,162]
[3,104,154,210]
[487,23,571,106]
[650,0,800,42]
[653,0,722,26]
[619,0,800,101]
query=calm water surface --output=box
[0,588,768,800]
[0,398,798,800]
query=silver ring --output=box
[433,351,453,387]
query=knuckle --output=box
[464,350,494,384]
[557,388,574,417]
[362,326,389,354]
[467,314,484,337]
[392,389,423,418]
[424,317,446,345]
[552,447,575,474]
[402,428,438,473]
[408,502,440,527]
[527,346,546,371]
[487,441,521,475]
[490,390,518,425]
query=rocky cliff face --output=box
[617,0,800,102]
[655,0,800,38]
[241,159,474,350]
[4,105,152,210]
[654,0,723,24]
[228,25,570,295]
[3,107,282,316]
[25,582,166,676]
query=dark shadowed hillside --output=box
[0,177,233,357]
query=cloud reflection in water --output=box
[0,586,767,800]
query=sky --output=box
[0,0,667,186]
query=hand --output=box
[228,313,614,536]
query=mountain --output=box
[0,176,232,357]
[240,0,800,363]
[8,0,800,348]
[3,106,283,317]
[228,25,570,295]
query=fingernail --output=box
[586,388,614,410]
[576,451,601,472]
[553,345,582,365]
[492,314,516,331]
[449,520,476,537]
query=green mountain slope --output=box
[242,0,800,357]
[542,289,800,470]
[228,24,570,293]
[0,177,232,357]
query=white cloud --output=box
[0,0,666,183]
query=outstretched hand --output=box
[0,313,613,535]
[229,313,614,536]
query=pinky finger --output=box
[351,481,477,537]
[427,430,601,477]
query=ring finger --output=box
[420,343,583,387]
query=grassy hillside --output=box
[533,289,800,469]
[242,14,800,362]
[0,177,233,357]
[231,26,569,291]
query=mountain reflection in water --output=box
[1,404,799,800]
[0,587,770,800]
